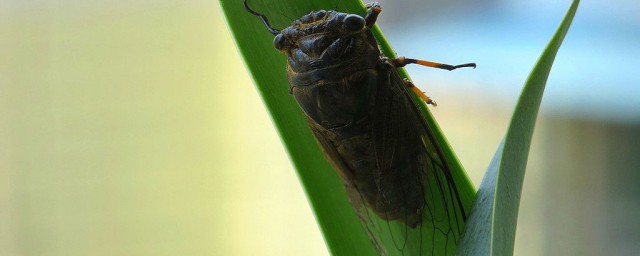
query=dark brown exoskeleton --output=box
[244,0,474,232]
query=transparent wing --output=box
[364,63,467,256]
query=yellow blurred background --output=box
[2,0,639,256]
[1,1,326,255]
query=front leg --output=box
[364,2,382,28]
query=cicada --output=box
[244,1,475,255]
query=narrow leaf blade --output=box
[220,1,476,255]
[456,1,580,255]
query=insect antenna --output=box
[243,0,281,35]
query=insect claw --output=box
[427,99,438,107]
[453,63,477,69]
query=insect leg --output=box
[364,2,382,28]
[391,56,476,71]
[402,78,438,106]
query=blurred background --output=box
[1,0,638,255]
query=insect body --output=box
[244,1,475,253]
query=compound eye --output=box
[343,14,365,31]
[273,34,287,50]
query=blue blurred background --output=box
[1,0,638,255]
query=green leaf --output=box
[456,1,580,255]
[220,1,475,255]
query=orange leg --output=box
[402,79,437,107]
[391,56,476,71]
[393,56,475,106]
